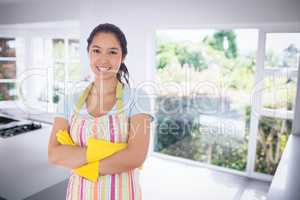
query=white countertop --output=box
[0,108,55,124]
[0,111,69,200]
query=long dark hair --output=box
[87,23,130,87]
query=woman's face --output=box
[88,32,124,80]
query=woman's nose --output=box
[97,53,109,65]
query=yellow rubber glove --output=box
[56,130,132,181]
[56,130,128,162]
[86,138,128,163]
[56,130,75,146]
[56,130,99,182]
[72,162,99,182]
[86,138,144,170]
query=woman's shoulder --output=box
[122,84,148,106]
[122,84,155,121]
[124,83,155,100]
[123,84,151,100]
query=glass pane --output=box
[0,38,16,57]
[53,39,65,60]
[68,39,80,60]
[265,33,300,68]
[262,76,297,111]
[0,61,16,79]
[154,29,258,171]
[69,62,81,81]
[0,83,17,100]
[255,116,292,175]
[54,62,65,81]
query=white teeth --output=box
[96,66,111,72]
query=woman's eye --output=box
[92,49,100,53]
[110,51,117,55]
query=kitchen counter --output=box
[0,108,55,125]
[0,112,69,200]
[24,179,68,200]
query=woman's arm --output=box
[48,117,87,169]
[98,114,151,175]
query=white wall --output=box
[79,0,300,86]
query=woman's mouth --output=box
[96,66,111,72]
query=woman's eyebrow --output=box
[109,47,120,51]
[91,45,120,50]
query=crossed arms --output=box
[48,114,151,176]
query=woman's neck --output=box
[92,77,118,96]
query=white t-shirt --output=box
[55,84,155,123]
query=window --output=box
[154,29,258,172]
[51,38,80,113]
[19,36,80,113]
[154,29,300,179]
[0,22,81,114]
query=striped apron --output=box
[66,81,142,200]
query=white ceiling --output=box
[0,0,41,4]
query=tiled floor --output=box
[140,156,270,200]
[240,181,269,200]
[26,155,270,200]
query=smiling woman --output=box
[48,23,154,200]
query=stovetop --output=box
[0,115,42,139]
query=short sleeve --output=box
[129,88,155,122]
